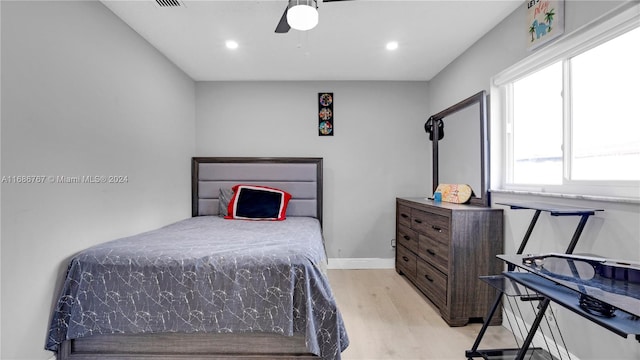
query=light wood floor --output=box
[327,269,517,360]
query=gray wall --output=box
[428,1,639,359]
[196,81,431,259]
[0,1,195,359]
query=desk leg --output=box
[467,292,503,356]
[516,210,542,255]
[565,214,590,254]
[509,210,542,271]
[515,298,551,360]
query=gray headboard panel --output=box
[192,157,323,225]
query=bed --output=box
[46,157,349,360]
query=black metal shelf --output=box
[495,202,604,256]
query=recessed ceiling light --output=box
[386,41,399,51]
[225,40,239,50]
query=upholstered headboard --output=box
[192,157,323,225]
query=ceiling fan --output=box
[275,0,353,33]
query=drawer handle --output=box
[431,226,442,232]
[403,235,411,241]
[401,213,409,218]
[427,249,436,256]
[402,256,410,262]
[414,219,423,224]
[424,275,434,282]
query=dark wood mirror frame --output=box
[428,91,489,207]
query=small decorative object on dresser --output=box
[395,197,504,326]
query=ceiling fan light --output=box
[287,1,318,31]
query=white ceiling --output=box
[101,0,522,81]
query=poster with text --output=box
[527,0,564,50]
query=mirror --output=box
[427,91,489,207]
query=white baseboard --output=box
[327,258,395,269]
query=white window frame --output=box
[491,3,640,200]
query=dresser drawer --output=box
[396,244,417,279]
[417,234,449,274]
[398,204,411,228]
[412,210,449,244]
[416,259,447,309]
[397,225,418,254]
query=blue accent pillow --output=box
[225,185,292,221]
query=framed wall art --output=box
[527,0,564,51]
[318,92,333,136]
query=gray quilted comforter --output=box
[46,216,349,359]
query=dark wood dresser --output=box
[395,197,504,326]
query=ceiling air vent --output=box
[155,0,184,8]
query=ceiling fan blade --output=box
[274,6,290,33]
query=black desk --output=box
[467,254,640,360]
[467,202,608,360]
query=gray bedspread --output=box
[46,216,349,359]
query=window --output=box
[494,5,640,199]
[570,28,640,182]
[510,62,563,185]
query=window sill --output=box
[489,188,640,205]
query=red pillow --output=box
[225,185,292,221]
